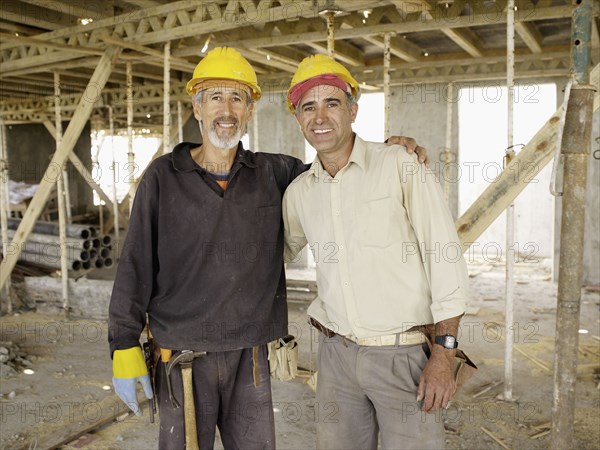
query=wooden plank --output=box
[0,46,121,291]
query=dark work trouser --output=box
[155,345,275,450]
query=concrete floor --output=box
[1,259,599,449]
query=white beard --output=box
[199,118,243,150]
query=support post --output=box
[54,72,70,316]
[108,106,120,247]
[326,12,336,58]
[383,33,391,139]
[0,45,121,291]
[551,0,594,447]
[177,101,183,143]
[126,62,135,213]
[503,0,516,402]
[163,41,171,154]
[0,121,11,311]
[443,82,454,205]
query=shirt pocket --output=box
[357,195,393,248]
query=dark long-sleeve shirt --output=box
[108,142,307,354]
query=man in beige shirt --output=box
[282,55,470,449]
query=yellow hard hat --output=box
[186,47,261,100]
[287,54,360,113]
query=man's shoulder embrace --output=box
[364,140,419,164]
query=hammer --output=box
[164,350,206,450]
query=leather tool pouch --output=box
[267,334,298,381]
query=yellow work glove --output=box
[112,347,153,416]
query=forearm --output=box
[432,314,463,359]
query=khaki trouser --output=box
[316,333,445,450]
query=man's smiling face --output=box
[295,84,358,158]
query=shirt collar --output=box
[307,133,366,180]
[172,141,257,173]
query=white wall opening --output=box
[458,83,557,261]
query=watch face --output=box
[446,336,456,348]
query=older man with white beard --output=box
[108,47,428,449]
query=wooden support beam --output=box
[0,1,76,30]
[456,105,564,250]
[0,57,102,79]
[0,33,104,55]
[18,0,114,21]
[99,35,196,72]
[515,21,543,53]
[0,45,121,290]
[362,35,420,63]
[441,27,485,57]
[238,48,297,73]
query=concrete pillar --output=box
[388,83,460,218]
[6,122,92,217]
[250,93,307,268]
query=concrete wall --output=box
[248,93,305,159]
[388,83,460,218]
[6,121,92,216]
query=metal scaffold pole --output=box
[551,0,594,448]
[163,41,171,155]
[177,101,184,143]
[54,72,70,316]
[0,121,11,312]
[383,33,391,140]
[443,82,454,205]
[126,62,135,214]
[503,0,516,402]
[108,106,120,247]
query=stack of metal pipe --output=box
[1,218,114,272]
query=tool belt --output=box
[309,317,426,346]
[267,335,298,381]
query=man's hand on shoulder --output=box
[417,346,456,413]
[385,136,430,166]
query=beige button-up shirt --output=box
[283,136,469,338]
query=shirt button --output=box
[344,282,349,286]
[339,245,344,250]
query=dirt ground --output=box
[0,259,599,450]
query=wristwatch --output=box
[435,334,458,349]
